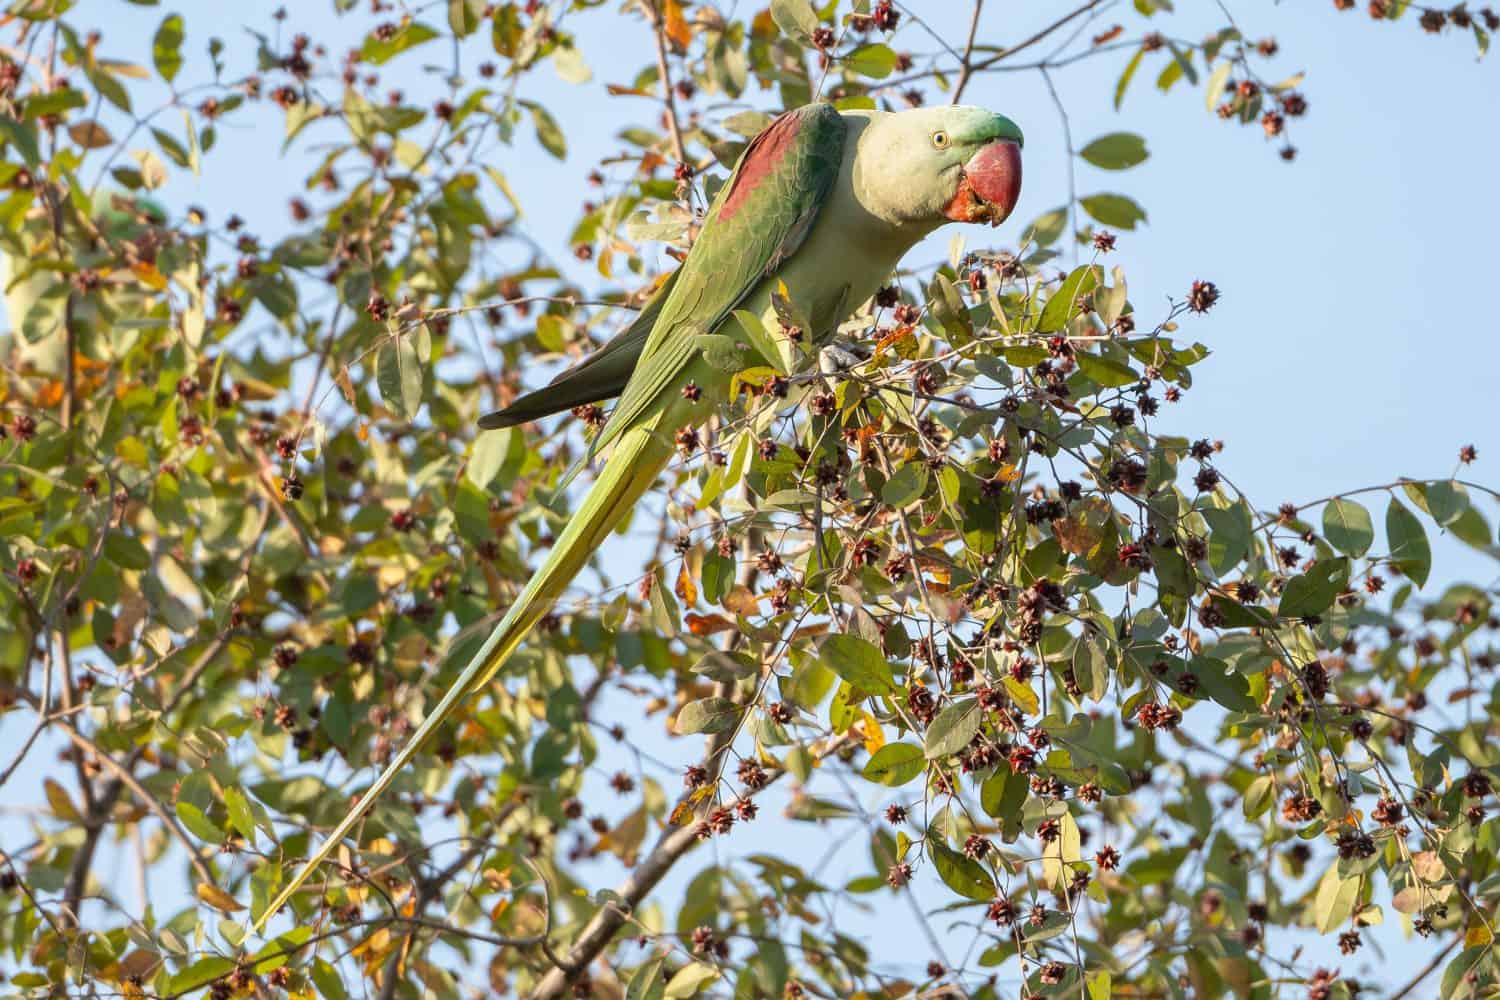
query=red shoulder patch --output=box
[718,110,807,222]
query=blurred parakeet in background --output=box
[0,189,167,374]
[259,101,1023,927]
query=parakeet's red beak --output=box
[944,140,1023,226]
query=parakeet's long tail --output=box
[254,417,676,931]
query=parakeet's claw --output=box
[818,339,873,374]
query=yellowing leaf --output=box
[132,262,168,290]
[195,882,245,913]
[1003,676,1040,715]
[334,368,356,406]
[44,778,80,821]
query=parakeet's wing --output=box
[477,268,680,429]
[251,105,848,935]
[587,102,847,456]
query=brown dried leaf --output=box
[675,562,698,605]
[663,0,693,49]
[685,612,735,636]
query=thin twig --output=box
[951,0,986,104]
[1388,937,1459,999]
[528,736,853,999]
[53,720,217,887]
[643,0,687,165]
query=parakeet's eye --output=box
[931,131,950,149]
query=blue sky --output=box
[4,0,1497,992]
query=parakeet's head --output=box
[852,105,1023,229]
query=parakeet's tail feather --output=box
[254,419,675,932]
[477,270,679,429]
[477,359,630,429]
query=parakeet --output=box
[256,101,1022,929]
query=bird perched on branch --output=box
[257,101,1023,930]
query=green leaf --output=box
[310,959,349,1000]
[880,462,928,507]
[252,926,310,973]
[283,99,324,150]
[1078,132,1149,170]
[863,742,926,786]
[1204,59,1232,111]
[361,20,439,65]
[664,961,719,998]
[675,696,740,735]
[1323,498,1374,557]
[1164,43,1198,86]
[467,428,511,489]
[0,114,40,166]
[1080,193,1147,231]
[528,102,567,159]
[1243,774,1274,819]
[1194,658,1256,712]
[1039,265,1100,332]
[1041,809,1082,888]
[1418,480,1470,527]
[167,957,236,995]
[819,634,896,693]
[176,800,223,842]
[844,43,898,79]
[448,0,484,37]
[698,332,751,372]
[87,65,132,113]
[928,839,995,900]
[1386,498,1431,587]
[627,958,667,1000]
[1022,207,1067,248]
[1114,48,1144,110]
[223,786,256,843]
[104,533,151,571]
[924,699,981,759]
[19,292,64,346]
[981,769,1028,823]
[1075,352,1137,387]
[1313,866,1360,933]
[770,0,819,43]
[732,309,787,374]
[1279,558,1348,619]
[377,336,423,421]
[152,14,184,82]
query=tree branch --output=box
[54,720,217,887]
[642,0,687,166]
[527,736,850,999]
[1388,937,1459,1000]
[951,0,986,104]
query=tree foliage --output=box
[0,1,1496,998]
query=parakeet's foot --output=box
[818,339,873,374]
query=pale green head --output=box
[850,104,1024,229]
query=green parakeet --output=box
[257,101,1022,928]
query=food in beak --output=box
[943,140,1023,226]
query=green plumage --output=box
[257,101,1024,930]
